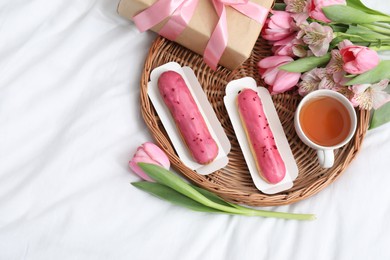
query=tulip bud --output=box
[309,0,346,23]
[340,45,379,75]
[129,142,170,181]
[258,55,301,94]
[262,11,296,42]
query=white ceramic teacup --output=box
[294,90,357,168]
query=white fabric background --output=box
[0,0,389,259]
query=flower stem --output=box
[359,24,390,36]
[229,204,316,220]
[370,45,390,51]
[335,32,390,45]
[372,22,390,30]
[203,199,315,220]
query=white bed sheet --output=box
[1,0,390,259]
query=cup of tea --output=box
[294,89,357,168]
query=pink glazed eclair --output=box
[237,88,286,184]
[158,71,218,165]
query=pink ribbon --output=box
[133,0,269,70]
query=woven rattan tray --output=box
[140,36,370,206]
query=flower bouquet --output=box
[258,0,390,129]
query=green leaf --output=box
[346,25,390,40]
[190,185,234,208]
[323,6,390,24]
[345,61,390,85]
[138,163,245,213]
[358,24,390,37]
[370,102,390,129]
[138,163,316,220]
[138,163,213,206]
[272,2,286,11]
[371,46,390,51]
[132,182,224,213]
[279,54,331,73]
[330,24,349,33]
[346,0,389,16]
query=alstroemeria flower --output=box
[262,11,296,41]
[129,142,170,181]
[297,22,334,57]
[325,49,350,86]
[340,45,380,74]
[326,40,353,77]
[337,86,355,102]
[284,0,310,24]
[318,71,343,92]
[285,0,309,13]
[350,79,390,110]
[298,68,345,96]
[309,0,346,23]
[326,49,343,74]
[258,56,301,94]
[292,42,312,58]
[297,68,323,95]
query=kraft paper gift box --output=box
[117,0,274,70]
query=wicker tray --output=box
[140,36,370,206]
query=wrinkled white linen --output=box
[0,0,389,259]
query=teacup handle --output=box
[317,149,334,168]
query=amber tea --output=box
[299,96,351,147]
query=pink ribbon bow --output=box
[133,0,269,70]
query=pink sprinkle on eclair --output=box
[158,71,218,165]
[237,88,286,184]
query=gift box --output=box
[117,0,274,70]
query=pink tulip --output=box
[262,11,295,42]
[338,39,353,50]
[340,45,379,74]
[271,34,297,57]
[129,142,170,181]
[258,56,301,94]
[309,0,346,22]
